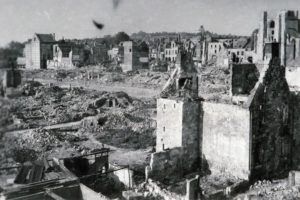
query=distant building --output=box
[90,42,108,64]
[227,48,246,63]
[149,48,159,60]
[257,10,300,66]
[48,41,83,69]
[164,40,180,62]
[24,33,56,69]
[120,41,149,72]
[205,38,254,66]
[207,41,228,66]
[183,39,195,52]
[108,47,120,61]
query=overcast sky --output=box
[0,0,299,47]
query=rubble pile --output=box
[125,70,169,89]
[91,91,138,109]
[200,172,242,196]
[0,81,156,169]
[5,82,149,130]
[198,66,232,103]
[11,128,61,150]
[1,128,91,165]
[22,80,43,96]
[235,179,300,199]
[83,108,156,149]
[22,68,169,90]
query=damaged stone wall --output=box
[290,91,300,170]
[156,98,200,169]
[249,58,291,179]
[247,82,264,179]
[182,100,200,172]
[153,98,200,180]
[147,147,185,181]
[156,98,184,152]
[201,102,251,180]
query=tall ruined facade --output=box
[149,57,292,181]
[25,33,56,69]
[249,59,291,179]
[257,10,300,66]
[120,41,149,72]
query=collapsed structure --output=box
[0,148,135,200]
[149,55,291,181]
[145,18,297,196]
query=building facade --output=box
[24,33,56,69]
[164,40,180,62]
[120,41,149,72]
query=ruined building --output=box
[204,37,254,67]
[1,149,135,200]
[147,47,292,185]
[257,10,300,66]
[164,40,181,62]
[120,41,149,72]
[24,33,56,69]
[48,40,83,69]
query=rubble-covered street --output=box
[0,77,158,175]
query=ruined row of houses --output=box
[20,9,300,75]
[21,33,150,72]
[148,10,300,71]
[21,33,109,70]
[147,33,254,68]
